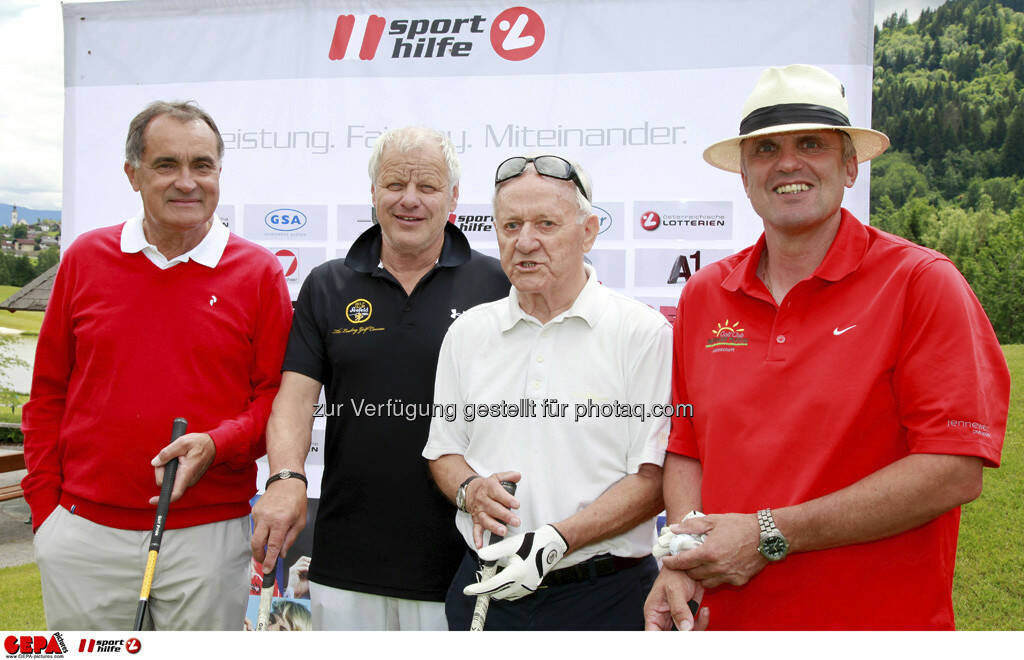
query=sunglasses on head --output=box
[494,155,590,201]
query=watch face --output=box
[760,534,788,560]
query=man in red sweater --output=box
[22,101,292,630]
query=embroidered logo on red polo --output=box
[705,320,749,352]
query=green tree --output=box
[999,105,1024,175]
[11,256,35,287]
[34,247,59,275]
[12,224,27,239]
[870,151,932,208]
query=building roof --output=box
[0,264,58,312]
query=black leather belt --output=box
[541,553,649,587]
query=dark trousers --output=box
[445,551,658,631]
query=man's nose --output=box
[775,143,803,172]
[174,167,198,192]
[399,183,421,206]
[516,222,540,251]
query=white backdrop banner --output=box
[62,0,877,492]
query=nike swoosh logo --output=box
[833,325,857,336]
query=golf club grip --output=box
[255,571,275,631]
[133,417,188,631]
[469,480,517,631]
[149,418,187,551]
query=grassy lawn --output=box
[0,285,45,335]
[953,343,1023,630]
[0,393,28,425]
[0,347,1020,631]
[0,564,45,629]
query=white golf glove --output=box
[463,524,568,601]
[653,510,707,559]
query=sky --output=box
[0,0,949,211]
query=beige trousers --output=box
[34,505,250,630]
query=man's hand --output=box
[463,524,567,601]
[662,512,767,589]
[466,471,522,548]
[644,567,708,631]
[251,479,308,574]
[149,432,216,504]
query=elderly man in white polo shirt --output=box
[423,154,671,630]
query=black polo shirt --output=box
[283,221,509,601]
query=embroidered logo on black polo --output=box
[346,298,373,323]
[705,319,749,353]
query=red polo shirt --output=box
[667,209,1009,630]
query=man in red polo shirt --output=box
[644,65,1010,630]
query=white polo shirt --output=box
[424,265,671,566]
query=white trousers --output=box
[309,580,447,630]
[34,506,250,630]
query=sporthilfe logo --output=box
[329,7,545,61]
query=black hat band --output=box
[739,103,851,136]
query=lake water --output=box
[0,335,36,394]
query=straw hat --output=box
[703,64,890,173]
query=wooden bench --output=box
[0,450,26,502]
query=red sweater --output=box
[22,223,292,531]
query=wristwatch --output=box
[265,469,308,490]
[756,508,790,561]
[455,475,479,513]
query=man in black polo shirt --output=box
[250,126,509,630]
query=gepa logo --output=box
[4,633,68,656]
[265,209,307,232]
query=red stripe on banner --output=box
[360,15,386,60]
[329,15,355,60]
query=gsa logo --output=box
[265,208,308,232]
[593,204,613,235]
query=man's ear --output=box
[125,161,140,192]
[450,184,460,213]
[582,213,599,252]
[844,156,859,189]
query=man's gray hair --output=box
[368,126,461,193]
[493,154,593,223]
[125,100,224,168]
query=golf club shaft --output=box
[133,417,187,631]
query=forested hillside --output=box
[871,0,1024,342]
